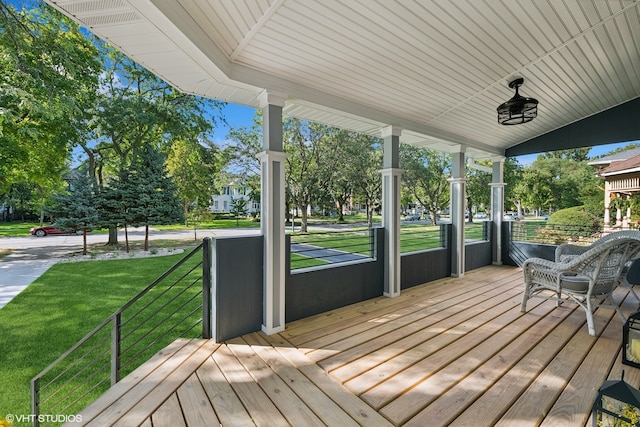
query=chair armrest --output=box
[555,243,589,262]
[523,257,586,281]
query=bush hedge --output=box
[540,206,601,243]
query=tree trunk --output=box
[107,227,118,245]
[37,186,45,226]
[144,224,149,251]
[300,208,308,233]
[124,225,129,253]
[82,230,87,256]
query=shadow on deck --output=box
[66,264,640,427]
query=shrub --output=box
[542,206,600,242]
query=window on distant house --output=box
[223,186,230,195]
[223,201,228,211]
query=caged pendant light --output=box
[497,77,538,125]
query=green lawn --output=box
[0,254,192,426]
[0,220,262,238]
[0,215,379,238]
[0,222,40,237]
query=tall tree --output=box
[466,160,491,222]
[323,130,382,226]
[127,145,184,250]
[166,138,223,224]
[284,118,334,232]
[502,158,524,216]
[513,150,599,215]
[48,169,99,255]
[400,145,451,224]
[0,1,100,213]
[87,48,223,243]
[224,112,264,219]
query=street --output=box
[0,227,261,251]
[0,227,261,309]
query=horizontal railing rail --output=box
[31,241,207,427]
[290,229,374,270]
[510,221,603,244]
[400,224,445,253]
[464,221,489,242]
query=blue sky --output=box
[213,102,638,165]
[212,103,256,145]
[514,141,639,165]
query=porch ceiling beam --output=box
[506,97,640,157]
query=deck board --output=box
[67,264,640,427]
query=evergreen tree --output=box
[49,169,99,255]
[127,145,184,250]
[94,172,127,247]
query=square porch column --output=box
[257,90,287,334]
[490,157,505,265]
[449,148,466,277]
[381,125,402,297]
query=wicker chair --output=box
[521,237,640,336]
[555,230,640,302]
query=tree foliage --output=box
[84,47,223,243]
[230,197,248,226]
[466,160,491,222]
[48,169,99,255]
[284,118,334,232]
[400,145,450,224]
[0,1,100,215]
[514,149,601,216]
[322,129,382,224]
[127,145,184,250]
[166,138,223,224]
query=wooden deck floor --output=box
[69,264,640,427]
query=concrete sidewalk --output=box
[0,257,57,309]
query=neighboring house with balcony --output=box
[589,147,640,229]
[210,182,259,215]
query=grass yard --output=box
[0,222,39,237]
[0,253,192,426]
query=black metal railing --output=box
[31,240,210,427]
[400,224,445,253]
[464,221,489,242]
[510,221,602,244]
[290,229,374,270]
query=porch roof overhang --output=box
[45,0,640,160]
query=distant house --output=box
[589,147,640,229]
[210,182,259,214]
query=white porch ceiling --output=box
[46,0,640,159]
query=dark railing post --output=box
[31,377,40,427]
[483,220,491,241]
[285,234,291,274]
[202,237,212,339]
[111,313,121,386]
[440,223,450,248]
[369,227,376,259]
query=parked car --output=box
[403,213,421,221]
[29,225,87,237]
